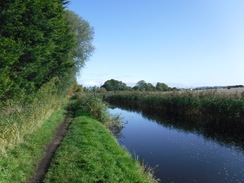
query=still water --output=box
[109,107,244,183]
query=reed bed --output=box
[103,90,244,121]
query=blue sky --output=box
[67,0,244,88]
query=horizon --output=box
[80,78,244,89]
[68,1,244,88]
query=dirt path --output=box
[29,105,74,183]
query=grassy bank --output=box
[103,90,244,121]
[0,104,67,183]
[44,114,157,183]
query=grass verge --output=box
[0,79,66,154]
[44,114,157,183]
[0,104,67,183]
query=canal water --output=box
[109,107,244,183]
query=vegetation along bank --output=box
[103,90,244,121]
[44,93,157,183]
[103,90,244,150]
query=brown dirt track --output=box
[29,106,74,183]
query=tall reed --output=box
[103,90,244,121]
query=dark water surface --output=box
[109,107,244,183]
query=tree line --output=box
[97,79,173,92]
[0,0,94,101]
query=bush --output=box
[71,92,123,132]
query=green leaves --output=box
[65,10,94,72]
[0,0,94,101]
[101,79,128,91]
[0,36,22,98]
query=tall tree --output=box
[65,10,94,73]
[0,0,75,98]
[0,1,94,100]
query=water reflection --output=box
[108,101,244,152]
[108,105,244,183]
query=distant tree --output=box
[135,80,156,91]
[136,80,147,89]
[101,79,128,91]
[156,82,170,91]
[146,83,156,91]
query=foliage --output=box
[0,0,74,99]
[71,92,124,132]
[71,92,109,123]
[101,79,129,91]
[156,82,170,91]
[0,36,21,99]
[134,80,153,91]
[44,115,157,183]
[100,79,171,92]
[0,104,67,183]
[0,1,94,101]
[65,10,95,73]
[134,80,171,91]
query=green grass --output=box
[44,114,157,183]
[0,104,67,183]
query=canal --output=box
[109,107,244,183]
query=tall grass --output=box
[104,90,244,151]
[0,104,68,183]
[71,92,123,131]
[103,90,244,121]
[0,78,67,155]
